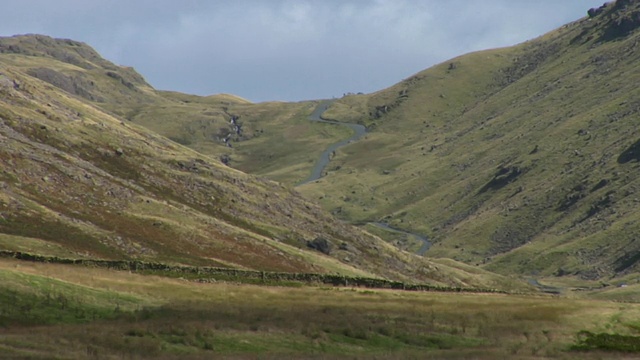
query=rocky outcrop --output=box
[307,237,331,254]
[0,35,151,104]
[603,14,640,41]
[589,0,640,41]
[617,138,640,163]
[588,3,610,18]
[218,113,246,147]
[26,67,104,102]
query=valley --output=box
[2,0,640,358]
[220,1,640,281]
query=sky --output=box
[1,0,605,102]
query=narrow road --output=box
[297,100,366,186]
[296,100,432,255]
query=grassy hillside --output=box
[93,0,635,282]
[0,34,156,111]
[11,2,640,283]
[134,95,355,184]
[284,1,640,280]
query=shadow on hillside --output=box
[477,166,523,194]
[617,139,640,163]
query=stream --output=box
[368,222,432,255]
[527,279,563,294]
[297,100,432,255]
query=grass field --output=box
[2,258,640,359]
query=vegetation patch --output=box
[0,213,120,258]
[572,330,640,352]
[0,269,143,327]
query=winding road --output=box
[298,100,366,186]
[297,100,432,255]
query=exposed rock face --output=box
[220,154,231,165]
[614,0,636,10]
[589,7,604,18]
[617,138,640,163]
[307,237,331,255]
[589,0,640,41]
[26,68,102,101]
[588,3,610,18]
[604,12,640,39]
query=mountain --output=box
[103,0,640,281]
[294,0,640,280]
[0,34,534,289]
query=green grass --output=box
[0,234,86,258]
[5,18,640,357]
[0,269,145,327]
[6,30,623,288]
[572,331,640,352]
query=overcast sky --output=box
[2,0,604,102]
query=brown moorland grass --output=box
[2,258,640,359]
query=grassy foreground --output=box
[2,258,640,359]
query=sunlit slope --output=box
[0,34,158,112]
[298,1,640,279]
[0,66,359,274]
[0,35,246,159]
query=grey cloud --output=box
[2,0,604,102]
